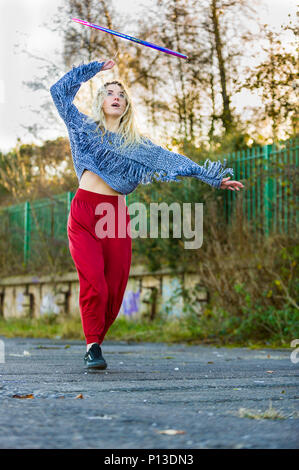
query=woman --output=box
[50,58,244,370]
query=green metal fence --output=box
[0,136,298,265]
[224,136,298,235]
[1,193,74,266]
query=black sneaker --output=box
[84,343,107,369]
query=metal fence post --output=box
[263,144,272,236]
[67,191,72,215]
[24,201,30,265]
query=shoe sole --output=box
[84,361,107,370]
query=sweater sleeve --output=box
[49,60,105,126]
[136,139,234,190]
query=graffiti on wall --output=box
[161,278,183,317]
[40,293,60,315]
[120,289,141,316]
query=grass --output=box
[0,313,294,348]
[0,314,201,343]
[236,400,299,420]
[0,314,85,341]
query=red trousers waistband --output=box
[74,187,126,206]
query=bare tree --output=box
[135,0,261,147]
[199,0,261,135]
[240,26,298,142]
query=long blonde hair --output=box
[89,80,151,152]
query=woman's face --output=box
[102,83,127,118]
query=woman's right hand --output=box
[101,59,115,71]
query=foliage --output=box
[240,28,298,142]
[0,137,76,207]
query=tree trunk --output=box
[210,0,234,133]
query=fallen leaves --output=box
[11,393,84,399]
[12,394,34,399]
[156,429,186,435]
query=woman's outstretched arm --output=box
[136,138,244,191]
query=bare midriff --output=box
[79,169,124,196]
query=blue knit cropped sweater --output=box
[50,60,234,195]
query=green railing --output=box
[1,193,74,266]
[0,136,298,265]
[224,137,298,235]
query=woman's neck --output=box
[105,117,121,133]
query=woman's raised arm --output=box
[49,60,114,126]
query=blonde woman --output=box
[50,59,244,370]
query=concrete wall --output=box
[0,265,208,320]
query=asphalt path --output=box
[0,337,298,449]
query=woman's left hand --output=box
[220,177,244,191]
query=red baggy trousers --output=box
[67,188,132,344]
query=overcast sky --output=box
[0,0,297,153]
